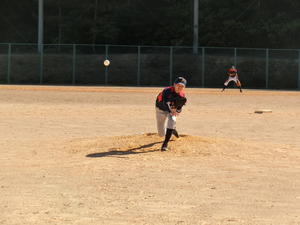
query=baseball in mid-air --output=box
[103,59,110,67]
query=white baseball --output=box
[103,59,110,67]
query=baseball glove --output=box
[170,96,187,109]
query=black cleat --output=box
[161,144,168,151]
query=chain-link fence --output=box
[0,43,299,89]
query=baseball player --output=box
[222,66,243,92]
[155,77,187,151]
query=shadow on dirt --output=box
[86,141,163,158]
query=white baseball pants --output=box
[155,107,176,137]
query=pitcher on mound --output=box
[155,77,187,151]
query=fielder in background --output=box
[222,66,243,93]
[155,77,187,151]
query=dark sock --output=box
[173,129,179,138]
[162,128,173,148]
[222,85,226,91]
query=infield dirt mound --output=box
[67,133,294,162]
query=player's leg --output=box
[236,79,242,92]
[222,77,230,91]
[161,129,173,151]
[173,129,179,138]
[161,114,176,151]
[221,84,227,91]
[155,107,168,137]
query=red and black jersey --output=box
[227,67,238,77]
[156,86,186,113]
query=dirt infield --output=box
[1,85,300,225]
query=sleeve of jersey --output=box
[176,98,186,113]
[176,107,182,113]
[161,88,171,112]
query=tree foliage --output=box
[0,0,299,48]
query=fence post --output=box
[234,48,237,66]
[265,48,269,89]
[39,44,44,84]
[137,46,141,86]
[202,47,205,88]
[169,46,173,85]
[105,44,109,85]
[72,44,76,85]
[7,43,11,84]
[298,50,300,90]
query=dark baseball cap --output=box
[174,77,187,87]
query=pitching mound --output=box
[67,133,283,160]
[81,133,214,157]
